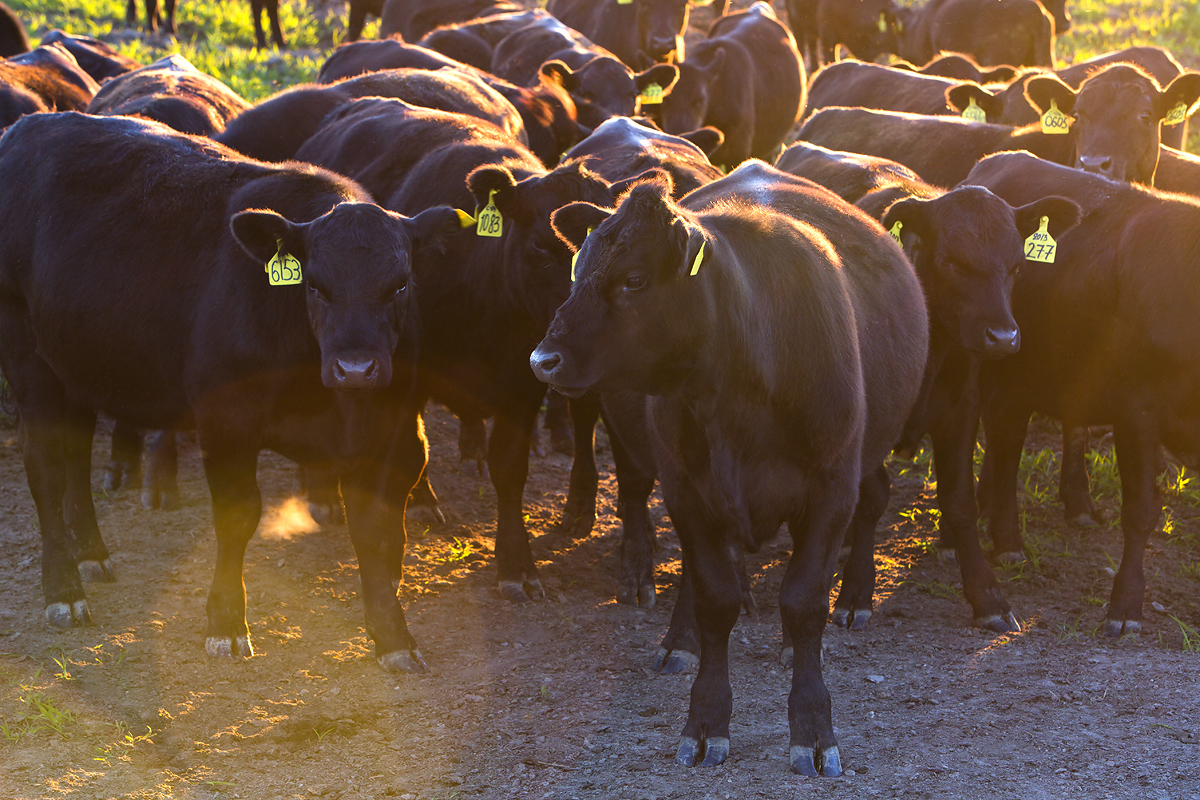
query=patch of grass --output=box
[1054,613,1101,643]
[907,578,960,600]
[1169,615,1199,653]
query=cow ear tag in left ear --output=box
[1041,99,1071,134]
[1164,102,1190,126]
[571,227,594,282]
[877,12,887,32]
[266,240,302,286]
[639,83,664,105]
[1024,216,1056,263]
[888,220,903,243]
[455,209,475,228]
[690,242,705,276]
[477,190,503,237]
[962,96,987,123]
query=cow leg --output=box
[346,0,368,42]
[125,0,137,28]
[304,465,345,527]
[980,407,1031,562]
[142,0,158,32]
[782,469,856,778]
[267,0,286,49]
[831,463,889,631]
[1059,425,1102,527]
[161,0,176,34]
[1104,410,1160,637]
[933,393,1018,631]
[406,472,444,525]
[489,396,544,602]
[552,393,600,540]
[611,422,657,608]
[654,559,700,673]
[458,416,487,476]
[385,415,430,588]
[105,420,143,493]
[62,406,115,584]
[543,390,573,455]
[141,429,179,510]
[250,0,268,49]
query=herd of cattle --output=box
[2,0,1200,778]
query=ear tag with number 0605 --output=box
[1164,102,1189,126]
[639,82,664,105]
[266,241,303,286]
[1041,99,1071,134]
[962,96,987,123]
[476,190,503,237]
[888,220,903,243]
[571,227,594,282]
[1024,216,1056,263]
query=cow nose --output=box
[530,348,562,383]
[334,357,379,388]
[985,327,1021,355]
[1079,155,1114,178]
[649,36,677,57]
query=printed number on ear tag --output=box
[571,227,594,282]
[639,83,664,105]
[1041,99,1071,134]
[962,97,987,123]
[888,220,903,243]
[266,243,302,286]
[689,242,705,277]
[477,190,503,238]
[1024,216,1056,263]
[1164,102,1189,126]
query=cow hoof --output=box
[831,607,871,630]
[893,446,916,461]
[996,550,1025,564]
[1102,619,1140,638]
[406,504,444,526]
[77,559,116,583]
[498,578,544,603]
[206,635,253,658]
[378,648,427,674]
[1066,512,1098,529]
[639,581,656,608]
[780,646,793,668]
[937,547,958,565]
[46,600,91,628]
[791,744,842,777]
[676,736,729,767]
[616,578,655,608]
[977,612,1021,633]
[700,737,730,766]
[653,648,698,674]
[552,511,595,541]
[308,502,345,528]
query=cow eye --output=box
[1140,110,1153,124]
[395,283,407,296]
[308,282,328,301]
[623,273,648,292]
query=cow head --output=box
[1039,0,1071,35]
[464,160,617,323]
[882,188,1080,358]
[231,202,460,391]
[521,76,585,167]
[656,45,726,135]
[532,173,707,395]
[1025,65,1200,184]
[629,0,716,67]
[540,58,678,129]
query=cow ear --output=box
[703,47,727,80]
[889,59,919,73]
[676,220,710,278]
[881,196,931,244]
[980,65,1017,83]
[1157,72,1200,124]
[552,202,612,251]
[1024,74,1076,117]
[466,165,519,217]
[407,206,466,255]
[610,167,674,199]
[230,209,306,264]
[946,83,1004,120]
[539,60,578,92]
[1013,196,1081,240]
[678,126,724,156]
[635,63,679,94]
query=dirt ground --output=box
[0,406,1198,800]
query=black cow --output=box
[890,51,1017,83]
[962,151,1200,637]
[491,16,679,129]
[295,98,617,603]
[1,43,99,129]
[547,0,720,68]
[1157,145,1200,195]
[378,0,520,41]
[814,0,901,64]
[808,60,966,119]
[780,142,1080,630]
[531,162,927,773]
[125,0,178,37]
[897,0,1055,68]
[797,106,1074,187]
[655,2,805,168]
[0,112,461,671]
[776,140,923,204]
[87,54,250,136]
[218,68,526,163]
[420,8,549,70]
[1,1,30,57]
[40,30,141,81]
[565,116,723,196]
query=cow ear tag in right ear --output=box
[266,239,303,286]
[1164,101,1189,126]
[1041,99,1071,134]
[1024,216,1056,263]
[571,227,594,282]
[877,12,887,32]
[639,83,664,105]
[455,209,475,228]
[962,96,987,123]
[476,190,503,237]
[689,242,706,276]
[888,220,903,243]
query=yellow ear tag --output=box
[877,12,887,32]
[1041,98,1071,134]
[476,189,502,237]
[617,0,632,4]
[570,227,594,282]
[455,209,475,228]
[1164,101,1189,126]
[639,82,664,105]
[1024,216,1056,263]
[266,241,302,286]
[962,96,987,123]
[689,242,705,277]
[888,220,903,243]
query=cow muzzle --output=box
[1078,155,1118,180]
[326,355,385,390]
[981,326,1021,358]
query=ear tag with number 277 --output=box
[1024,216,1056,263]
[266,241,302,286]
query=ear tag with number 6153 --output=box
[1024,216,1056,263]
[266,241,303,286]
[1041,99,1071,134]
[477,189,503,237]
[962,96,987,123]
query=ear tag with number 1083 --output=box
[266,241,302,286]
[476,189,503,237]
[1024,216,1056,263]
